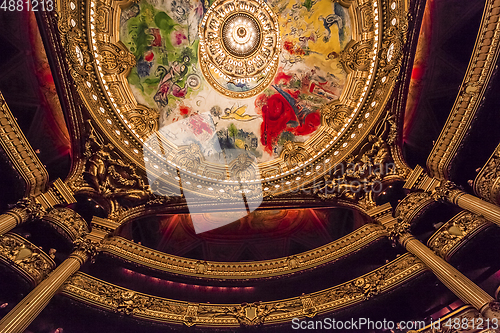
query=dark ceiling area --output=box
[403,0,485,168]
[115,208,368,261]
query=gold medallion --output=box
[198,0,281,98]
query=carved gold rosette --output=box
[199,0,280,98]
[56,0,411,199]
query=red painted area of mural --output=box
[179,105,190,116]
[274,71,293,85]
[257,90,320,154]
[149,28,162,47]
[145,51,154,62]
[172,30,187,46]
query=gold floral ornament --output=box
[198,0,281,98]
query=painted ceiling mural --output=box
[59,0,406,200]
[120,0,352,162]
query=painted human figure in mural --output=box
[318,2,347,43]
[153,57,190,107]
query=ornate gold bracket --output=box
[474,143,500,205]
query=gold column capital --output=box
[12,197,46,220]
[72,237,100,263]
[396,232,415,247]
[0,197,47,235]
[480,301,500,320]
[431,180,465,204]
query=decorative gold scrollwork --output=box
[474,144,500,205]
[281,141,311,169]
[338,40,373,73]
[127,105,159,139]
[428,211,490,260]
[98,43,136,76]
[42,208,89,242]
[62,254,425,326]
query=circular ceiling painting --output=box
[120,0,352,163]
[59,0,407,199]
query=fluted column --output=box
[0,198,45,236]
[0,238,98,333]
[432,181,500,226]
[398,233,500,320]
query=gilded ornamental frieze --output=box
[0,233,55,286]
[41,208,89,242]
[56,0,412,200]
[61,253,426,327]
[101,223,387,279]
[388,191,435,240]
[394,191,434,224]
[428,211,491,261]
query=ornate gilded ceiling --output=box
[4,0,500,329]
[57,0,410,203]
